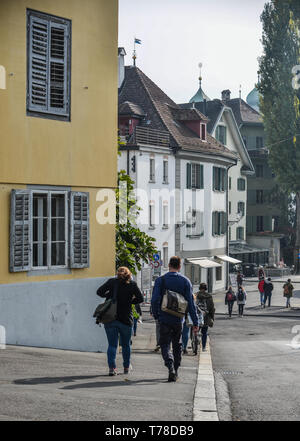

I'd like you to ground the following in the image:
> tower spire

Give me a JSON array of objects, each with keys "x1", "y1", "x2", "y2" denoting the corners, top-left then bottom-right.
[{"x1": 198, "y1": 62, "x2": 203, "y2": 87}]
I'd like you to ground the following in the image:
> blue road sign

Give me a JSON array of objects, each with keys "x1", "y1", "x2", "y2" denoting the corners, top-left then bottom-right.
[{"x1": 153, "y1": 253, "x2": 160, "y2": 261}]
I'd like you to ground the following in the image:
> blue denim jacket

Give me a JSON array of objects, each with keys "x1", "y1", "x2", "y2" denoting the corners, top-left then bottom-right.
[{"x1": 151, "y1": 272, "x2": 199, "y2": 326}]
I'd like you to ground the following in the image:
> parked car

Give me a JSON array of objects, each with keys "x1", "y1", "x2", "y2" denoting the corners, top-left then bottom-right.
[{"x1": 242, "y1": 263, "x2": 258, "y2": 277}]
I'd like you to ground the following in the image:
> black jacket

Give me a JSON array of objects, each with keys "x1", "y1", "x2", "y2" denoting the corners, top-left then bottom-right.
[
  {"x1": 196, "y1": 291, "x2": 215, "y2": 326},
  {"x1": 263, "y1": 280, "x2": 274, "y2": 296},
  {"x1": 97, "y1": 278, "x2": 143, "y2": 327}
]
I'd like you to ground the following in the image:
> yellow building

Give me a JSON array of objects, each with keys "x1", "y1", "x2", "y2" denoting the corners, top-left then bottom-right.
[{"x1": 0, "y1": 0, "x2": 118, "y2": 351}]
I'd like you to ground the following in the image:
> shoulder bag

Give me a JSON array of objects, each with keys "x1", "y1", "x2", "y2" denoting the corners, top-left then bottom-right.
[
  {"x1": 93, "y1": 279, "x2": 118, "y2": 325},
  {"x1": 161, "y1": 276, "x2": 188, "y2": 318}
]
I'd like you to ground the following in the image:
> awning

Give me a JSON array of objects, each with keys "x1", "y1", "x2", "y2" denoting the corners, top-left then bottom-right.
[
  {"x1": 187, "y1": 258, "x2": 221, "y2": 268},
  {"x1": 215, "y1": 255, "x2": 242, "y2": 264},
  {"x1": 229, "y1": 243, "x2": 269, "y2": 255}
]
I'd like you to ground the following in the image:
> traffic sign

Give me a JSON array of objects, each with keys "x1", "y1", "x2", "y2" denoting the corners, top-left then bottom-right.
[{"x1": 153, "y1": 253, "x2": 160, "y2": 261}]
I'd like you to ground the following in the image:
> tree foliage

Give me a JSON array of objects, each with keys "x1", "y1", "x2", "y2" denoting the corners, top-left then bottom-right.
[
  {"x1": 258, "y1": 0, "x2": 300, "y2": 268},
  {"x1": 115, "y1": 166, "x2": 157, "y2": 275}
]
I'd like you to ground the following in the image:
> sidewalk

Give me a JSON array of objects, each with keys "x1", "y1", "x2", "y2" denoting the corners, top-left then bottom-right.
[
  {"x1": 0, "y1": 308, "x2": 217, "y2": 421},
  {"x1": 213, "y1": 280, "x2": 300, "y2": 318}
]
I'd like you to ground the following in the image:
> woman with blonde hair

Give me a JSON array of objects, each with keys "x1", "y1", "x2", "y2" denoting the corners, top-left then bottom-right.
[{"x1": 97, "y1": 267, "x2": 143, "y2": 376}]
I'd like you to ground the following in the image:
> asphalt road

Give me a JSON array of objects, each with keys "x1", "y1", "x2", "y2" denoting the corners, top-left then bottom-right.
[{"x1": 210, "y1": 314, "x2": 300, "y2": 421}]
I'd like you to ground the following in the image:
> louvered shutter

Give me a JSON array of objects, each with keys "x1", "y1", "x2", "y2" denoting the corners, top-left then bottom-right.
[
  {"x1": 200, "y1": 165, "x2": 204, "y2": 189},
  {"x1": 28, "y1": 16, "x2": 49, "y2": 112},
  {"x1": 195, "y1": 164, "x2": 201, "y2": 189},
  {"x1": 70, "y1": 192, "x2": 90, "y2": 268},
  {"x1": 49, "y1": 22, "x2": 69, "y2": 115},
  {"x1": 212, "y1": 212, "x2": 216, "y2": 236},
  {"x1": 27, "y1": 11, "x2": 70, "y2": 117},
  {"x1": 213, "y1": 167, "x2": 216, "y2": 190},
  {"x1": 187, "y1": 163, "x2": 191, "y2": 189},
  {"x1": 10, "y1": 190, "x2": 32, "y2": 272}
]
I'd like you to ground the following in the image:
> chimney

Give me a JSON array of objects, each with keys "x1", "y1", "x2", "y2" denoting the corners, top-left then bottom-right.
[
  {"x1": 221, "y1": 89, "x2": 231, "y2": 102},
  {"x1": 118, "y1": 47, "x2": 126, "y2": 88}
]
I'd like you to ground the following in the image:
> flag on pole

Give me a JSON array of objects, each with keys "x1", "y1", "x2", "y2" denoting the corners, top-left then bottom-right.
[{"x1": 134, "y1": 38, "x2": 142, "y2": 45}]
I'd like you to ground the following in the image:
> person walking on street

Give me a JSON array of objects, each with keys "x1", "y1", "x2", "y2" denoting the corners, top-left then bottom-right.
[
  {"x1": 283, "y1": 279, "x2": 294, "y2": 308},
  {"x1": 236, "y1": 285, "x2": 247, "y2": 317},
  {"x1": 132, "y1": 303, "x2": 142, "y2": 336},
  {"x1": 97, "y1": 267, "x2": 144, "y2": 376},
  {"x1": 225, "y1": 286, "x2": 236, "y2": 318},
  {"x1": 258, "y1": 278, "x2": 265, "y2": 307},
  {"x1": 236, "y1": 271, "x2": 244, "y2": 287},
  {"x1": 151, "y1": 256, "x2": 199, "y2": 382},
  {"x1": 263, "y1": 277, "x2": 273, "y2": 308},
  {"x1": 150, "y1": 305, "x2": 160, "y2": 352},
  {"x1": 258, "y1": 266, "x2": 265, "y2": 281},
  {"x1": 182, "y1": 320, "x2": 190, "y2": 354},
  {"x1": 195, "y1": 283, "x2": 215, "y2": 351}
]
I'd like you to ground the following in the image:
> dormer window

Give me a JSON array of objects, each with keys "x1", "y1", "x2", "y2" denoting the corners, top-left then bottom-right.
[{"x1": 201, "y1": 123, "x2": 206, "y2": 141}]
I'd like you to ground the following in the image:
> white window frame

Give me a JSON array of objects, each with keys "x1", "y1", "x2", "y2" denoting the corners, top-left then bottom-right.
[{"x1": 31, "y1": 190, "x2": 68, "y2": 270}]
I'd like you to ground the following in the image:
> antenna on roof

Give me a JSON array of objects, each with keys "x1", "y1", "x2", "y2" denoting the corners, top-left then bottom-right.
[{"x1": 239, "y1": 84, "x2": 242, "y2": 105}]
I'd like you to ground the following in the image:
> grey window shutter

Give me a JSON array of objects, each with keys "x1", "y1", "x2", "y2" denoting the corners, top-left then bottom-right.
[
  {"x1": 10, "y1": 190, "x2": 32, "y2": 272},
  {"x1": 49, "y1": 22, "x2": 69, "y2": 115},
  {"x1": 70, "y1": 192, "x2": 90, "y2": 268},
  {"x1": 28, "y1": 16, "x2": 49, "y2": 112}
]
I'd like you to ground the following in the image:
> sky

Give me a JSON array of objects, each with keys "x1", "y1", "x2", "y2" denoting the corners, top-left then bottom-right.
[{"x1": 118, "y1": 0, "x2": 267, "y2": 104}]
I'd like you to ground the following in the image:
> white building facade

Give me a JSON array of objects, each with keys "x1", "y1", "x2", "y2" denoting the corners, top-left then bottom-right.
[{"x1": 118, "y1": 57, "x2": 237, "y2": 293}]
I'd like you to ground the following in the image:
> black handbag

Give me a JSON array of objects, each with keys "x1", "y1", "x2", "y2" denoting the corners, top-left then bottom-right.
[{"x1": 93, "y1": 279, "x2": 118, "y2": 325}]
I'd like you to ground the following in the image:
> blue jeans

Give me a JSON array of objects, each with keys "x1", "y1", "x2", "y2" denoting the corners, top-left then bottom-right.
[
  {"x1": 132, "y1": 318, "x2": 138, "y2": 335},
  {"x1": 104, "y1": 320, "x2": 132, "y2": 369},
  {"x1": 201, "y1": 326, "x2": 208, "y2": 349},
  {"x1": 260, "y1": 292, "x2": 264, "y2": 304},
  {"x1": 182, "y1": 322, "x2": 190, "y2": 350}
]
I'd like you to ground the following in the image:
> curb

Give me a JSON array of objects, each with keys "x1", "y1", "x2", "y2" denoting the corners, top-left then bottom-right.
[
  {"x1": 215, "y1": 312, "x2": 300, "y2": 319},
  {"x1": 193, "y1": 338, "x2": 219, "y2": 421}
]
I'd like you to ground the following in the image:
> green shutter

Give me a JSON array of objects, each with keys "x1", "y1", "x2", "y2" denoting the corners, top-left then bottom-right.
[
  {"x1": 212, "y1": 212, "x2": 216, "y2": 236},
  {"x1": 187, "y1": 163, "x2": 191, "y2": 189},
  {"x1": 200, "y1": 165, "x2": 204, "y2": 189}
]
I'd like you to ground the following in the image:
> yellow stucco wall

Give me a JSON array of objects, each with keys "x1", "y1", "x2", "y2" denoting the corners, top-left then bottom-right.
[
  {"x1": 0, "y1": 0, "x2": 118, "y2": 188},
  {"x1": 0, "y1": 0, "x2": 118, "y2": 283}
]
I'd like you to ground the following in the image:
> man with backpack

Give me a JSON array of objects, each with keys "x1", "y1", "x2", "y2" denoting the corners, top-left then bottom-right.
[
  {"x1": 151, "y1": 256, "x2": 199, "y2": 382},
  {"x1": 283, "y1": 279, "x2": 294, "y2": 308},
  {"x1": 195, "y1": 283, "x2": 215, "y2": 351},
  {"x1": 236, "y1": 285, "x2": 247, "y2": 317},
  {"x1": 225, "y1": 286, "x2": 236, "y2": 318}
]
